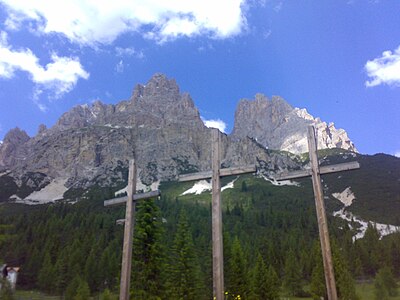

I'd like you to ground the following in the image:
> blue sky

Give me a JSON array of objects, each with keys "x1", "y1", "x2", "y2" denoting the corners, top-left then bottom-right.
[{"x1": 0, "y1": 0, "x2": 399, "y2": 156}]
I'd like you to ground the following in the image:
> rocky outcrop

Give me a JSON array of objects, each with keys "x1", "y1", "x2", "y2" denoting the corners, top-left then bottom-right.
[
  {"x1": 232, "y1": 94, "x2": 357, "y2": 154},
  {"x1": 0, "y1": 127, "x2": 30, "y2": 168}
]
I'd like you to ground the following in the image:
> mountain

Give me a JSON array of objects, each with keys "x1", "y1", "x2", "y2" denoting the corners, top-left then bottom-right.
[
  {"x1": 0, "y1": 74, "x2": 300, "y2": 202},
  {"x1": 232, "y1": 93, "x2": 356, "y2": 154}
]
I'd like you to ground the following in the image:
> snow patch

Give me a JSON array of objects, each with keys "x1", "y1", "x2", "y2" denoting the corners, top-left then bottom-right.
[
  {"x1": 332, "y1": 187, "x2": 355, "y2": 207},
  {"x1": 18, "y1": 178, "x2": 68, "y2": 205},
  {"x1": 114, "y1": 180, "x2": 160, "y2": 196},
  {"x1": 261, "y1": 174, "x2": 300, "y2": 187},
  {"x1": 181, "y1": 180, "x2": 211, "y2": 195},
  {"x1": 180, "y1": 177, "x2": 238, "y2": 196},
  {"x1": 333, "y1": 208, "x2": 400, "y2": 241},
  {"x1": 221, "y1": 177, "x2": 238, "y2": 192}
]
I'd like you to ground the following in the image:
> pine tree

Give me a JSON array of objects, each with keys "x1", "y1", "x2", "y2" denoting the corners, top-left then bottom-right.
[
  {"x1": 252, "y1": 253, "x2": 279, "y2": 300},
  {"x1": 100, "y1": 288, "x2": 117, "y2": 300},
  {"x1": 131, "y1": 198, "x2": 165, "y2": 299},
  {"x1": 310, "y1": 248, "x2": 326, "y2": 300},
  {"x1": 85, "y1": 247, "x2": 102, "y2": 292},
  {"x1": 38, "y1": 252, "x2": 56, "y2": 293},
  {"x1": 74, "y1": 278, "x2": 90, "y2": 300},
  {"x1": 167, "y1": 210, "x2": 203, "y2": 299},
  {"x1": 332, "y1": 241, "x2": 359, "y2": 300},
  {"x1": 283, "y1": 249, "x2": 302, "y2": 296},
  {"x1": 54, "y1": 251, "x2": 69, "y2": 294},
  {"x1": 65, "y1": 275, "x2": 81, "y2": 300},
  {"x1": 374, "y1": 266, "x2": 398, "y2": 300},
  {"x1": 227, "y1": 236, "x2": 249, "y2": 298}
]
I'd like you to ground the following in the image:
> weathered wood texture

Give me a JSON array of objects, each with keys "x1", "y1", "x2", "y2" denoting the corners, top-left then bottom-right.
[
  {"x1": 274, "y1": 161, "x2": 359, "y2": 181},
  {"x1": 178, "y1": 165, "x2": 256, "y2": 182},
  {"x1": 119, "y1": 159, "x2": 137, "y2": 300},
  {"x1": 211, "y1": 128, "x2": 224, "y2": 300},
  {"x1": 104, "y1": 190, "x2": 161, "y2": 207},
  {"x1": 307, "y1": 126, "x2": 338, "y2": 300}
]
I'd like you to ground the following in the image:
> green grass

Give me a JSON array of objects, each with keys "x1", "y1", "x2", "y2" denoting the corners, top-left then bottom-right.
[
  {"x1": 14, "y1": 290, "x2": 60, "y2": 300},
  {"x1": 13, "y1": 281, "x2": 400, "y2": 300}
]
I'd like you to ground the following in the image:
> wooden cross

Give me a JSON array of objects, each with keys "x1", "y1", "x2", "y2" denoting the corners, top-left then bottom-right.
[
  {"x1": 178, "y1": 128, "x2": 256, "y2": 300},
  {"x1": 104, "y1": 159, "x2": 161, "y2": 300},
  {"x1": 274, "y1": 126, "x2": 360, "y2": 300}
]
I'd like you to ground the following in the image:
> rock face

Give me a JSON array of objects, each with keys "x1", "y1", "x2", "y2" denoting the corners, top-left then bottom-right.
[
  {"x1": 0, "y1": 74, "x2": 297, "y2": 198},
  {"x1": 232, "y1": 93, "x2": 357, "y2": 154},
  {"x1": 0, "y1": 127, "x2": 30, "y2": 168},
  {"x1": 0, "y1": 73, "x2": 356, "y2": 200}
]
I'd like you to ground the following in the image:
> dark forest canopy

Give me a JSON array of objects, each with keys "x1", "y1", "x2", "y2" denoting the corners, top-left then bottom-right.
[{"x1": 1, "y1": 174, "x2": 400, "y2": 299}]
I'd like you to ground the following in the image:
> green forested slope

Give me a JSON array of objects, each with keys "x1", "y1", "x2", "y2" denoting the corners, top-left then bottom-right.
[{"x1": 1, "y1": 159, "x2": 400, "y2": 299}]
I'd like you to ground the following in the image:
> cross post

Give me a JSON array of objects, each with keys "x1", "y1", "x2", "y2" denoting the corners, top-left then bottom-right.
[
  {"x1": 178, "y1": 128, "x2": 256, "y2": 300},
  {"x1": 274, "y1": 125, "x2": 360, "y2": 300},
  {"x1": 104, "y1": 159, "x2": 161, "y2": 300}
]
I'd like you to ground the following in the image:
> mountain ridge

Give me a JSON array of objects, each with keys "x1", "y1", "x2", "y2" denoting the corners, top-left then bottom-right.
[{"x1": 0, "y1": 73, "x2": 358, "y2": 201}]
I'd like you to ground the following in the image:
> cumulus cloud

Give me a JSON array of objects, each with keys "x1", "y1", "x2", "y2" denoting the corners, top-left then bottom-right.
[
  {"x1": 201, "y1": 117, "x2": 227, "y2": 133},
  {"x1": 0, "y1": 0, "x2": 248, "y2": 45},
  {"x1": 395, "y1": 151, "x2": 400, "y2": 158},
  {"x1": 0, "y1": 31, "x2": 89, "y2": 100},
  {"x1": 365, "y1": 45, "x2": 400, "y2": 87}
]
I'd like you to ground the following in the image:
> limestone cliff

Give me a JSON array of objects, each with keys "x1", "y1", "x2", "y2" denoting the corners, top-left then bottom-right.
[{"x1": 232, "y1": 93, "x2": 357, "y2": 154}]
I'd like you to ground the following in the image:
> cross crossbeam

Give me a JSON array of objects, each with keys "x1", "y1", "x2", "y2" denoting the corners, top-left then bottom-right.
[
  {"x1": 178, "y1": 165, "x2": 256, "y2": 182},
  {"x1": 274, "y1": 126, "x2": 360, "y2": 300},
  {"x1": 178, "y1": 128, "x2": 256, "y2": 300},
  {"x1": 274, "y1": 161, "x2": 359, "y2": 181},
  {"x1": 104, "y1": 159, "x2": 161, "y2": 300},
  {"x1": 104, "y1": 190, "x2": 161, "y2": 207}
]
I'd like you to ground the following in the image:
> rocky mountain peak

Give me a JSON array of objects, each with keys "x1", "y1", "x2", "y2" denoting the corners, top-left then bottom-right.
[
  {"x1": 132, "y1": 73, "x2": 180, "y2": 103},
  {"x1": 232, "y1": 94, "x2": 357, "y2": 154},
  {"x1": 3, "y1": 127, "x2": 30, "y2": 144},
  {"x1": 37, "y1": 124, "x2": 47, "y2": 135},
  {"x1": 0, "y1": 127, "x2": 30, "y2": 168}
]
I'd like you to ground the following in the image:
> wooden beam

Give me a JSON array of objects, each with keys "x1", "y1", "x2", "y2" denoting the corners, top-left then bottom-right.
[
  {"x1": 220, "y1": 165, "x2": 256, "y2": 177},
  {"x1": 308, "y1": 126, "x2": 338, "y2": 300},
  {"x1": 211, "y1": 128, "x2": 224, "y2": 300},
  {"x1": 120, "y1": 159, "x2": 137, "y2": 300},
  {"x1": 178, "y1": 165, "x2": 256, "y2": 182},
  {"x1": 104, "y1": 190, "x2": 161, "y2": 207},
  {"x1": 274, "y1": 161, "x2": 360, "y2": 181}
]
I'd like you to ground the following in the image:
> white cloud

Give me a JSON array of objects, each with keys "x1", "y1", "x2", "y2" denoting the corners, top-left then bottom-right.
[
  {"x1": 201, "y1": 117, "x2": 227, "y2": 133},
  {"x1": 115, "y1": 60, "x2": 124, "y2": 73},
  {"x1": 0, "y1": 31, "x2": 89, "y2": 99},
  {"x1": 365, "y1": 45, "x2": 400, "y2": 87},
  {"x1": 0, "y1": 0, "x2": 248, "y2": 45},
  {"x1": 395, "y1": 151, "x2": 400, "y2": 158},
  {"x1": 115, "y1": 47, "x2": 144, "y2": 59}
]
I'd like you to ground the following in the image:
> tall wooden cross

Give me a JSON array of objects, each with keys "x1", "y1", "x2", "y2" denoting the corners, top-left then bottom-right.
[
  {"x1": 178, "y1": 128, "x2": 256, "y2": 300},
  {"x1": 274, "y1": 126, "x2": 360, "y2": 300},
  {"x1": 104, "y1": 159, "x2": 161, "y2": 300}
]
